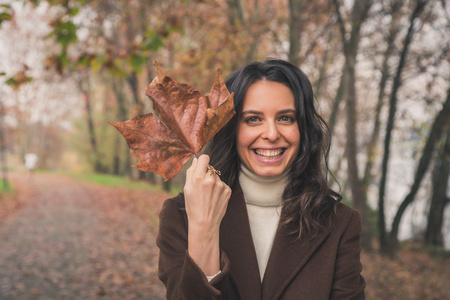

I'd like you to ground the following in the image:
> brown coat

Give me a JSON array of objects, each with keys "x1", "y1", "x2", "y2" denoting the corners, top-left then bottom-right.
[{"x1": 156, "y1": 182, "x2": 365, "y2": 299}]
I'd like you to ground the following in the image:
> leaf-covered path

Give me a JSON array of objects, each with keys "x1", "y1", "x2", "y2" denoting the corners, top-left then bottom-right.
[
  {"x1": 0, "y1": 173, "x2": 169, "y2": 300},
  {"x1": 2, "y1": 174, "x2": 450, "y2": 300}
]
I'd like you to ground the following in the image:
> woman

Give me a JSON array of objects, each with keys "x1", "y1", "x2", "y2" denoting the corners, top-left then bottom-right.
[{"x1": 156, "y1": 59, "x2": 365, "y2": 299}]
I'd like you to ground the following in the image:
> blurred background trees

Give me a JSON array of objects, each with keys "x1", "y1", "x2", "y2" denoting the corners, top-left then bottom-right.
[{"x1": 0, "y1": 0, "x2": 448, "y2": 255}]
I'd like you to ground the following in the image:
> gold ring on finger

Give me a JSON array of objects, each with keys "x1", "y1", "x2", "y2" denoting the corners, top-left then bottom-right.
[{"x1": 207, "y1": 165, "x2": 221, "y2": 176}]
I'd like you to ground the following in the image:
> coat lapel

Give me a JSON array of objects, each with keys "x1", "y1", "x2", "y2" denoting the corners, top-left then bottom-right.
[
  {"x1": 221, "y1": 181, "x2": 331, "y2": 300},
  {"x1": 220, "y1": 182, "x2": 262, "y2": 299},
  {"x1": 261, "y1": 222, "x2": 330, "y2": 300}
]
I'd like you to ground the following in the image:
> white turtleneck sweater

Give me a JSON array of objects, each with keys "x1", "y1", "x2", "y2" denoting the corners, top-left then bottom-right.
[{"x1": 238, "y1": 165, "x2": 288, "y2": 281}]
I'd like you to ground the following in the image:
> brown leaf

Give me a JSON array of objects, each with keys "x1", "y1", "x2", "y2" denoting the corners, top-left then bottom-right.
[{"x1": 109, "y1": 62, "x2": 235, "y2": 180}]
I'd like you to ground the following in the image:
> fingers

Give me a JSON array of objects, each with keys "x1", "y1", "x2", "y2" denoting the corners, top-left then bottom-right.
[
  {"x1": 195, "y1": 155, "x2": 211, "y2": 177},
  {"x1": 184, "y1": 154, "x2": 231, "y2": 230},
  {"x1": 185, "y1": 154, "x2": 228, "y2": 196},
  {"x1": 185, "y1": 155, "x2": 213, "y2": 195},
  {"x1": 187, "y1": 155, "x2": 214, "y2": 179}
]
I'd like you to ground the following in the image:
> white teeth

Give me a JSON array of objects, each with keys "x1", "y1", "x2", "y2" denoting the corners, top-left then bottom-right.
[{"x1": 255, "y1": 149, "x2": 284, "y2": 158}]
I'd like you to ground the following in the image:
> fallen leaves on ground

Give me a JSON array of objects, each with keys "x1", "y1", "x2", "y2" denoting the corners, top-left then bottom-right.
[
  {"x1": 362, "y1": 243, "x2": 450, "y2": 300},
  {"x1": 1, "y1": 174, "x2": 449, "y2": 300},
  {"x1": 0, "y1": 174, "x2": 171, "y2": 300}
]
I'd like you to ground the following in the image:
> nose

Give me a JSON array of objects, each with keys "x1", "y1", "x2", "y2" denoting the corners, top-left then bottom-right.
[{"x1": 261, "y1": 121, "x2": 280, "y2": 142}]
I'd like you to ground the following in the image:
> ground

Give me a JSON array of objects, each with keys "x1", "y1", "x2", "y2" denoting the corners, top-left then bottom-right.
[
  {"x1": 0, "y1": 173, "x2": 449, "y2": 299},
  {"x1": 362, "y1": 243, "x2": 450, "y2": 300},
  {"x1": 0, "y1": 173, "x2": 168, "y2": 300}
]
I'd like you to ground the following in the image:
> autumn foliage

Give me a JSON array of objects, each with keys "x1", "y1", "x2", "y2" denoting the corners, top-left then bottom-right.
[{"x1": 109, "y1": 63, "x2": 235, "y2": 180}]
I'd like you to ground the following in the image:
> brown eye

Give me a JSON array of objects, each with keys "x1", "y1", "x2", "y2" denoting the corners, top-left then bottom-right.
[
  {"x1": 279, "y1": 116, "x2": 294, "y2": 123},
  {"x1": 245, "y1": 116, "x2": 260, "y2": 123}
]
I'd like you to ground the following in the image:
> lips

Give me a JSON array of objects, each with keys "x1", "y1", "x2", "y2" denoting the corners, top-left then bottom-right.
[{"x1": 254, "y1": 148, "x2": 285, "y2": 159}]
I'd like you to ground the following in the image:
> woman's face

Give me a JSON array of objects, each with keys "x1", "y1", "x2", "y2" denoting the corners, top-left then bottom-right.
[{"x1": 236, "y1": 80, "x2": 301, "y2": 177}]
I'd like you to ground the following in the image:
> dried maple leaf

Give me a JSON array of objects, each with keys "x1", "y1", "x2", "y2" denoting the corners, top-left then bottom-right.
[{"x1": 109, "y1": 62, "x2": 235, "y2": 180}]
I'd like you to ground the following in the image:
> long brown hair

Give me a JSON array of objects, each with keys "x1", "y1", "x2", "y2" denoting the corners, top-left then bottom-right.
[{"x1": 205, "y1": 59, "x2": 341, "y2": 240}]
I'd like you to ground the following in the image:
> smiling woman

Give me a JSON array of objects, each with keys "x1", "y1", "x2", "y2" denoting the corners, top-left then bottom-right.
[
  {"x1": 236, "y1": 80, "x2": 300, "y2": 177},
  {"x1": 156, "y1": 59, "x2": 365, "y2": 299}
]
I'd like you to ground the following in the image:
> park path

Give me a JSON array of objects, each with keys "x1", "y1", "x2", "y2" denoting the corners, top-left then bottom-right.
[{"x1": 0, "y1": 173, "x2": 170, "y2": 300}]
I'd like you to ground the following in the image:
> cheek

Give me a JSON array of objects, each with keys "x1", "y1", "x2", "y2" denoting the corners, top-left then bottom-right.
[
  {"x1": 293, "y1": 130, "x2": 301, "y2": 145},
  {"x1": 236, "y1": 126, "x2": 256, "y2": 163},
  {"x1": 284, "y1": 126, "x2": 301, "y2": 144},
  {"x1": 236, "y1": 125, "x2": 252, "y2": 148},
  {"x1": 287, "y1": 127, "x2": 301, "y2": 153}
]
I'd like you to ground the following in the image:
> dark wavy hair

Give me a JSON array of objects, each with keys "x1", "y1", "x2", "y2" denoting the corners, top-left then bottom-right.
[{"x1": 205, "y1": 59, "x2": 341, "y2": 240}]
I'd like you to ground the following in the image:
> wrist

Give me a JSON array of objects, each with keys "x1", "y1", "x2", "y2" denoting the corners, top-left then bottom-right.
[
  {"x1": 188, "y1": 225, "x2": 220, "y2": 249},
  {"x1": 188, "y1": 218, "x2": 220, "y2": 238},
  {"x1": 188, "y1": 227, "x2": 221, "y2": 277}
]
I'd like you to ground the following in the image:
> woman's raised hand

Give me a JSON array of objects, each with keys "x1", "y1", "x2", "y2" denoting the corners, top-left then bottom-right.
[
  {"x1": 184, "y1": 155, "x2": 231, "y2": 230},
  {"x1": 184, "y1": 154, "x2": 231, "y2": 276}
]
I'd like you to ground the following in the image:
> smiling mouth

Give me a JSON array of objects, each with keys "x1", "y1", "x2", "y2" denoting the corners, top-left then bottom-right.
[{"x1": 254, "y1": 149, "x2": 285, "y2": 159}]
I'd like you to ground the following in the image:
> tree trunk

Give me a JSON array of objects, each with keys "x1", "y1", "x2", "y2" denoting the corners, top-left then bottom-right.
[
  {"x1": 163, "y1": 178, "x2": 171, "y2": 192},
  {"x1": 327, "y1": 73, "x2": 345, "y2": 136},
  {"x1": 334, "y1": 0, "x2": 373, "y2": 250},
  {"x1": 252, "y1": 0, "x2": 259, "y2": 19},
  {"x1": 425, "y1": 127, "x2": 450, "y2": 246},
  {"x1": 377, "y1": 0, "x2": 428, "y2": 254},
  {"x1": 389, "y1": 89, "x2": 450, "y2": 252},
  {"x1": 314, "y1": 31, "x2": 333, "y2": 101},
  {"x1": 78, "y1": 77, "x2": 101, "y2": 173},
  {"x1": 288, "y1": 0, "x2": 304, "y2": 66},
  {"x1": 244, "y1": 0, "x2": 261, "y2": 63},
  {"x1": 0, "y1": 100, "x2": 9, "y2": 191},
  {"x1": 226, "y1": 0, "x2": 245, "y2": 26},
  {"x1": 344, "y1": 60, "x2": 372, "y2": 249},
  {"x1": 112, "y1": 78, "x2": 128, "y2": 175},
  {"x1": 127, "y1": 71, "x2": 143, "y2": 117},
  {"x1": 329, "y1": 0, "x2": 372, "y2": 137},
  {"x1": 126, "y1": 71, "x2": 147, "y2": 180},
  {"x1": 363, "y1": 0, "x2": 402, "y2": 186},
  {"x1": 362, "y1": 0, "x2": 402, "y2": 252}
]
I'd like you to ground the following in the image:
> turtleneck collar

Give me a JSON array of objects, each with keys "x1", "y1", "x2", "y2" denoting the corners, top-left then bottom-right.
[{"x1": 238, "y1": 164, "x2": 289, "y2": 207}]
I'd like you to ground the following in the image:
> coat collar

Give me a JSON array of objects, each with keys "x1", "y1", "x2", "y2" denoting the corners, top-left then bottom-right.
[
  {"x1": 262, "y1": 219, "x2": 330, "y2": 299},
  {"x1": 220, "y1": 181, "x2": 331, "y2": 300}
]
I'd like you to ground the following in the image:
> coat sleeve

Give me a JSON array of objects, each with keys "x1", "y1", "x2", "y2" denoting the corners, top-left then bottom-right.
[
  {"x1": 156, "y1": 196, "x2": 232, "y2": 299},
  {"x1": 330, "y1": 209, "x2": 366, "y2": 300}
]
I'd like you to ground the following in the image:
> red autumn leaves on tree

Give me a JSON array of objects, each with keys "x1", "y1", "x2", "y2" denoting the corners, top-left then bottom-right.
[{"x1": 109, "y1": 62, "x2": 235, "y2": 180}]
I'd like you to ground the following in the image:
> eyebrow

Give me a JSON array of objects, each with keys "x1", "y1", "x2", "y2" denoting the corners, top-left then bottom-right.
[
  {"x1": 241, "y1": 109, "x2": 297, "y2": 115},
  {"x1": 241, "y1": 110, "x2": 263, "y2": 115}
]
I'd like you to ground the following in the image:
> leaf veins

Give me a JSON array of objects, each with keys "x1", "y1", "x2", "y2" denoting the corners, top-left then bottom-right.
[{"x1": 109, "y1": 62, "x2": 235, "y2": 180}]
